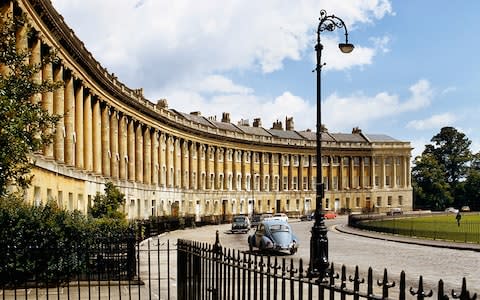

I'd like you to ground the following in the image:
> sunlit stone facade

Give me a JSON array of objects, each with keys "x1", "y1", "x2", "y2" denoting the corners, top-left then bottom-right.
[{"x1": 4, "y1": 0, "x2": 413, "y2": 219}]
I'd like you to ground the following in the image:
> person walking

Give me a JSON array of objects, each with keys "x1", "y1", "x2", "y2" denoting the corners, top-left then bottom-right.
[{"x1": 456, "y1": 211, "x2": 462, "y2": 227}]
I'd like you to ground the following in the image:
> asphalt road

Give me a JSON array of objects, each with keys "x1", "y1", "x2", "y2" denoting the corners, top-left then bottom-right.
[{"x1": 152, "y1": 215, "x2": 480, "y2": 298}]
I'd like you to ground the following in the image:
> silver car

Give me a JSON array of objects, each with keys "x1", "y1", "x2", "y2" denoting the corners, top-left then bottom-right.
[{"x1": 248, "y1": 220, "x2": 298, "y2": 254}]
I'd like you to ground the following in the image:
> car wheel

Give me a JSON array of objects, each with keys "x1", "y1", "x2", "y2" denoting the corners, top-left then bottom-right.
[{"x1": 290, "y1": 247, "x2": 297, "y2": 255}]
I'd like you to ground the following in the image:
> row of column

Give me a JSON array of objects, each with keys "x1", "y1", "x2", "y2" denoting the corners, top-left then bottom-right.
[{"x1": 21, "y1": 22, "x2": 411, "y2": 194}]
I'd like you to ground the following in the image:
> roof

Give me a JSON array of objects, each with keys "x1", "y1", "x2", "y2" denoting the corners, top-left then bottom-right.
[
  {"x1": 171, "y1": 109, "x2": 214, "y2": 128},
  {"x1": 237, "y1": 125, "x2": 272, "y2": 136},
  {"x1": 330, "y1": 133, "x2": 367, "y2": 143},
  {"x1": 267, "y1": 129, "x2": 304, "y2": 139},
  {"x1": 364, "y1": 134, "x2": 399, "y2": 142}
]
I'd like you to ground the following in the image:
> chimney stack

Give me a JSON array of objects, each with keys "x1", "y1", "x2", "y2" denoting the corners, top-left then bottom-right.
[
  {"x1": 253, "y1": 118, "x2": 262, "y2": 127},
  {"x1": 271, "y1": 120, "x2": 283, "y2": 130},
  {"x1": 285, "y1": 117, "x2": 294, "y2": 131},
  {"x1": 221, "y1": 112, "x2": 231, "y2": 123}
]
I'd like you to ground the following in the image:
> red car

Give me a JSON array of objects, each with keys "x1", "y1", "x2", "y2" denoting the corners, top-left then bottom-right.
[{"x1": 324, "y1": 211, "x2": 337, "y2": 219}]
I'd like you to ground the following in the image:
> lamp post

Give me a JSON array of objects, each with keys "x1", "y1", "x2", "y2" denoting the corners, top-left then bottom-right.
[{"x1": 308, "y1": 10, "x2": 354, "y2": 279}]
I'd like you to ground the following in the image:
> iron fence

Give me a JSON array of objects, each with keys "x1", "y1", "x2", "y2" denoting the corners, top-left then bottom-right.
[
  {"x1": 349, "y1": 213, "x2": 480, "y2": 243},
  {"x1": 2, "y1": 233, "x2": 478, "y2": 299},
  {"x1": 177, "y1": 232, "x2": 477, "y2": 300}
]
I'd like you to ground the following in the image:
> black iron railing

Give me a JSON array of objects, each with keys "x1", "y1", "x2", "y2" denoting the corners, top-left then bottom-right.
[{"x1": 177, "y1": 234, "x2": 477, "y2": 300}]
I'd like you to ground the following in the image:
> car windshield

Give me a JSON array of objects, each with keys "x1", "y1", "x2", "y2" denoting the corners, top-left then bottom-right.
[
  {"x1": 233, "y1": 217, "x2": 245, "y2": 222},
  {"x1": 269, "y1": 224, "x2": 290, "y2": 232}
]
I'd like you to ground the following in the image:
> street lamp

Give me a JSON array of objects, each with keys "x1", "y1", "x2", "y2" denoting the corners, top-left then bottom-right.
[{"x1": 308, "y1": 10, "x2": 354, "y2": 279}]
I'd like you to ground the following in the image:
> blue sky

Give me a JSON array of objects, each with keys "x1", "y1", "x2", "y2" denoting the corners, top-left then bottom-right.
[{"x1": 51, "y1": 1, "x2": 480, "y2": 159}]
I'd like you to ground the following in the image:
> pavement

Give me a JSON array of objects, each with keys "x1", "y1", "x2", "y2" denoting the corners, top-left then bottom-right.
[{"x1": 334, "y1": 223, "x2": 480, "y2": 252}]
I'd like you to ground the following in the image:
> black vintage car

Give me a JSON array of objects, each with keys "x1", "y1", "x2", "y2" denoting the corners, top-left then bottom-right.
[{"x1": 231, "y1": 215, "x2": 251, "y2": 233}]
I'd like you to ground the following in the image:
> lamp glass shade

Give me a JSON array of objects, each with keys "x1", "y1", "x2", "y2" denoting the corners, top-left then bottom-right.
[{"x1": 338, "y1": 43, "x2": 354, "y2": 53}]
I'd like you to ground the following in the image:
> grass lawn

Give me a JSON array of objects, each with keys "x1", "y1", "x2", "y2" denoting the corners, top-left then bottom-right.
[{"x1": 364, "y1": 213, "x2": 480, "y2": 243}]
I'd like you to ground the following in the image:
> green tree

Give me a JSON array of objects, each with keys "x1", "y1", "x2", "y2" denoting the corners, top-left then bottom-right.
[
  {"x1": 462, "y1": 152, "x2": 480, "y2": 210},
  {"x1": 412, "y1": 152, "x2": 452, "y2": 210},
  {"x1": 90, "y1": 182, "x2": 126, "y2": 220},
  {"x1": 0, "y1": 13, "x2": 61, "y2": 195},
  {"x1": 424, "y1": 126, "x2": 472, "y2": 189}
]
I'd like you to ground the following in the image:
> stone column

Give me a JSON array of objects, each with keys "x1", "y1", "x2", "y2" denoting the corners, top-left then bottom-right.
[
  {"x1": 101, "y1": 105, "x2": 111, "y2": 176},
  {"x1": 42, "y1": 61, "x2": 54, "y2": 158},
  {"x1": 127, "y1": 119, "x2": 136, "y2": 181},
  {"x1": 328, "y1": 156, "x2": 334, "y2": 191},
  {"x1": 308, "y1": 155, "x2": 313, "y2": 190},
  {"x1": 288, "y1": 155, "x2": 294, "y2": 190},
  {"x1": 166, "y1": 136, "x2": 172, "y2": 187},
  {"x1": 269, "y1": 153, "x2": 275, "y2": 191},
  {"x1": 143, "y1": 127, "x2": 151, "y2": 185},
  {"x1": 298, "y1": 155, "x2": 304, "y2": 191},
  {"x1": 197, "y1": 144, "x2": 204, "y2": 190},
  {"x1": 110, "y1": 110, "x2": 119, "y2": 179},
  {"x1": 15, "y1": 22, "x2": 28, "y2": 61},
  {"x1": 392, "y1": 156, "x2": 397, "y2": 188},
  {"x1": 360, "y1": 157, "x2": 365, "y2": 188},
  {"x1": 151, "y1": 130, "x2": 159, "y2": 185},
  {"x1": 406, "y1": 156, "x2": 411, "y2": 188},
  {"x1": 64, "y1": 74, "x2": 75, "y2": 166},
  {"x1": 174, "y1": 138, "x2": 180, "y2": 188},
  {"x1": 83, "y1": 92, "x2": 93, "y2": 172},
  {"x1": 135, "y1": 123, "x2": 144, "y2": 183},
  {"x1": 381, "y1": 156, "x2": 385, "y2": 188},
  {"x1": 371, "y1": 156, "x2": 376, "y2": 188},
  {"x1": 259, "y1": 153, "x2": 265, "y2": 191},
  {"x1": 74, "y1": 83, "x2": 84, "y2": 169},
  {"x1": 30, "y1": 38, "x2": 41, "y2": 104},
  {"x1": 350, "y1": 156, "x2": 354, "y2": 189},
  {"x1": 159, "y1": 134, "x2": 166, "y2": 187},
  {"x1": 119, "y1": 114, "x2": 128, "y2": 180},
  {"x1": 279, "y1": 154, "x2": 284, "y2": 191},
  {"x1": 206, "y1": 146, "x2": 212, "y2": 189},
  {"x1": 241, "y1": 151, "x2": 247, "y2": 190},
  {"x1": 214, "y1": 147, "x2": 220, "y2": 189},
  {"x1": 92, "y1": 97, "x2": 102, "y2": 174},
  {"x1": 189, "y1": 142, "x2": 195, "y2": 189},
  {"x1": 181, "y1": 140, "x2": 189, "y2": 189},
  {"x1": 339, "y1": 157, "x2": 344, "y2": 190}
]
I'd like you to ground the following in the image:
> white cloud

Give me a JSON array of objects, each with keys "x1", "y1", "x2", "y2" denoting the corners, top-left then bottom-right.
[
  {"x1": 406, "y1": 113, "x2": 456, "y2": 130},
  {"x1": 51, "y1": 0, "x2": 394, "y2": 93},
  {"x1": 322, "y1": 79, "x2": 434, "y2": 132},
  {"x1": 441, "y1": 86, "x2": 457, "y2": 95},
  {"x1": 192, "y1": 75, "x2": 253, "y2": 95}
]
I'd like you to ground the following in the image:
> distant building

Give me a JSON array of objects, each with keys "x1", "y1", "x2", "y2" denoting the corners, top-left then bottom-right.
[{"x1": 4, "y1": 0, "x2": 412, "y2": 219}]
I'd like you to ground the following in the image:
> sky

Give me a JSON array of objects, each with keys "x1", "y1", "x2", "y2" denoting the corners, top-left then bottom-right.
[{"x1": 50, "y1": 0, "x2": 480, "y2": 159}]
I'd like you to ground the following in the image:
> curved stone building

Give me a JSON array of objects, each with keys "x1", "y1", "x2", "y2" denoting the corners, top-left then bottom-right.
[{"x1": 3, "y1": 0, "x2": 413, "y2": 220}]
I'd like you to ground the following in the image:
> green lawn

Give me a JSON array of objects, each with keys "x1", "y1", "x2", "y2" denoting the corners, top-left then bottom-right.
[{"x1": 363, "y1": 213, "x2": 480, "y2": 243}]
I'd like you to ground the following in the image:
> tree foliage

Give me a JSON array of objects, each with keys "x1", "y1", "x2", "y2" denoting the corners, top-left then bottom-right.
[
  {"x1": 413, "y1": 127, "x2": 478, "y2": 210},
  {"x1": 423, "y1": 127, "x2": 472, "y2": 187},
  {"x1": 90, "y1": 182, "x2": 126, "y2": 220},
  {"x1": 0, "y1": 12, "x2": 61, "y2": 196}
]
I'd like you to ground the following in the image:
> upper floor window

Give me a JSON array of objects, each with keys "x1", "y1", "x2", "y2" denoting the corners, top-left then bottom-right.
[
  {"x1": 364, "y1": 157, "x2": 370, "y2": 166},
  {"x1": 293, "y1": 155, "x2": 299, "y2": 166},
  {"x1": 342, "y1": 157, "x2": 350, "y2": 165},
  {"x1": 353, "y1": 157, "x2": 360, "y2": 166}
]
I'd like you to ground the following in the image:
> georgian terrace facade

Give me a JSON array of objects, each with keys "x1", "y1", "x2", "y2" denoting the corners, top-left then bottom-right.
[{"x1": 5, "y1": 0, "x2": 413, "y2": 220}]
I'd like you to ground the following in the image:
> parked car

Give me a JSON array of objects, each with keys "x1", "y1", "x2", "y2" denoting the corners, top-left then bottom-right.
[
  {"x1": 272, "y1": 213, "x2": 289, "y2": 222},
  {"x1": 445, "y1": 207, "x2": 459, "y2": 214},
  {"x1": 248, "y1": 220, "x2": 298, "y2": 254},
  {"x1": 231, "y1": 215, "x2": 251, "y2": 233},
  {"x1": 324, "y1": 211, "x2": 337, "y2": 219},
  {"x1": 250, "y1": 214, "x2": 261, "y2": 227},
  {"x1": 386, "y1": 208, "x2": 403, "y2": 216},
  {"x1": 461, "y1": 206, "x2": 471, "y2": 212},
  {"x1": 260, "y1": 213, "x2": 273, "y2": 222},
  {"x1": 300, "y1": 212, "x2": 315, "y2": 221}
]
